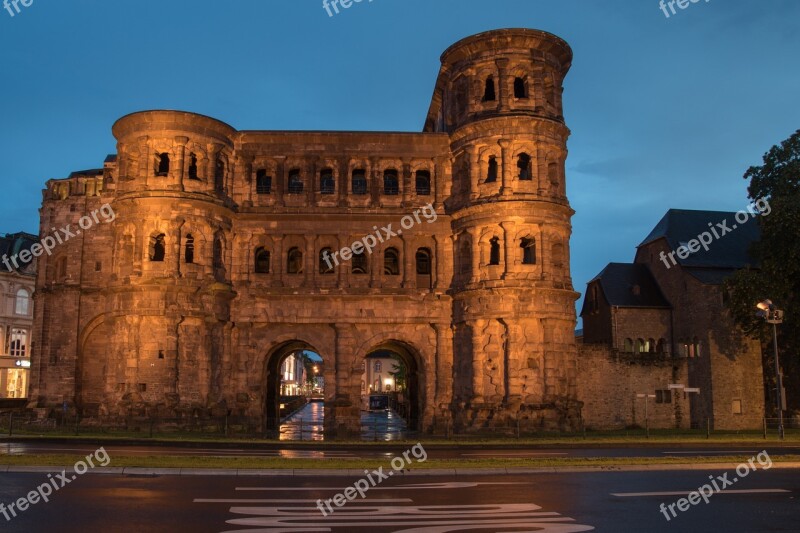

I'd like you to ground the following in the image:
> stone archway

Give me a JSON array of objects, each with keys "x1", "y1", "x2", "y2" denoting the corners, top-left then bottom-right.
[
  {"x1": 359, "y1": 340, "x2": 423, "y2": 434},
  {"x1": 262, "y1": 340, "x2": 327, "y2": 437}
]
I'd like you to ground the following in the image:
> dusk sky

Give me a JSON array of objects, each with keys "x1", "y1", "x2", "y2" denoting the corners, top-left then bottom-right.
[{"x1": 1, "y1": 0, "x2": 798, "y2": 317}]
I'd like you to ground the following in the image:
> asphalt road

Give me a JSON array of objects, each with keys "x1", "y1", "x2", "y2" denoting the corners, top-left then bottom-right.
[
  {"x1": 1, "y1": 441, "x2": 799, "y2": 460},
  {"x1": 0, "y1": 469, "x2": 797, "y2": 532}
]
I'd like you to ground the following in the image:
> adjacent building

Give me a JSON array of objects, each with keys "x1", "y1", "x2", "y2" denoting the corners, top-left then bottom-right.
[
  {"x1": 579, "y1": 209, "x2": 765, "y2": 430},
  {"x1": 0, "y1": 232, "x2": 37, "y2": 399}
]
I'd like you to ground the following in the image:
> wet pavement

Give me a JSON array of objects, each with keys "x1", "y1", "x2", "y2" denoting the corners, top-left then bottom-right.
[{"x1": 279, "y1": 402, "x2": 409, "y2": 441}]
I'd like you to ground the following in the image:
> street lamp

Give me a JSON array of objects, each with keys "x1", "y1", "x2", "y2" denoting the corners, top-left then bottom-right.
[
  {"x1": 756, "y1": 299, "x2": 785, "y2": 440},
  {"x1": 636, "y1": 393, "x2": 656, "y2": 438}
]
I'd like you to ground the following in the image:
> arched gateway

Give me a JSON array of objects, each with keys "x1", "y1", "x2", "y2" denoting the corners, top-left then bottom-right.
[{"x1": 29, "y1": 29, "x2": 581, "y2": 437}]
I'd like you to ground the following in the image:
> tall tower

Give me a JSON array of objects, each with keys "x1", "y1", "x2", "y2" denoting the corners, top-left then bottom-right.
[{"x1": 424, "y1": 29, "x2": 580, "y2": 430}]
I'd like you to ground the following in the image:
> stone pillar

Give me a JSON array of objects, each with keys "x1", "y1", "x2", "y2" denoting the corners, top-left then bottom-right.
[
  {"x1": 332, "y1": 324, "x2": 359, "y2": 438},
  {"x1": 402, "y1": 159, "x2": 412, "y2": 206},
  {"x1": 467, "y1": 227, "x2": 480, "y2": 284},
  {"x1": 496, "y1": 58, "x2": 510, "y2": 112},
  {"x1": 370, "y1": 157, "x2": 381, "y2": 207},
  {"x1": 137, "y1": 136, "x2": 150, "y2": 187},
  {"x1": 434, "y1": 156, "x2": 447, "y2": 208},
  {"x1": 174, "y1": 136, "x2": 188, "y2": 191},
  {"x1": 273, "y1": 236, "x2": 284, "y2": 287},
  {"x1": 467, "y1": 144, "x2": 480, "y2": 200},
  {"x1": 433, "y1": 235, "x2": 446, "y2": 290},
  {"x1": 471, "y1": 319, "x2": 486, "y2": 403},
  {"x1": 499, "y1": 139, "x2": 513, "y2": 196},
  {"x1": 307, "y1": 156, "x2": 318, "y2": 206},
  {"x1": 500, "y1": 220, "x2": 516, "y2": 277},
  {"x1": 401, "y1": 237, "x2": 414, "y2": 289},
  {"x1": 275, "y1": 156, "x2": 286, "y2": 207},
  {"x1": 337, "y1": 232, "x2": 349, "y2": 289},
  {"x1": 304, "y1": 235, "x2": 315, "y2": 288},
  {"x1": 434, "y1": 323, "x2": 454, "y2": 409}
]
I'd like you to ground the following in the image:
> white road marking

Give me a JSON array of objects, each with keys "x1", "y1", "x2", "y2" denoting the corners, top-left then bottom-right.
[
  {"x1": 195, "y1": 498, "x2": 412, "y2": 503},
  {"x1": 461, "y1": 452, "x2": 568, "y2": 457},
  {"x1": 235, "y1": 482, "x2": 532, "y2": 491},
  {"x1": 612, "y1": 489, "x2": 790, "y2": 497},
  {"x1": 661, "y1": 451, "x2": 760, "y2": 454}
]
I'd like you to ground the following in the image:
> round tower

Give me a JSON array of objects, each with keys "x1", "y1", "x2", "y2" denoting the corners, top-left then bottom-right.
[{"x1": 426, "y1": 29, "x2": 580, "y2": 431}]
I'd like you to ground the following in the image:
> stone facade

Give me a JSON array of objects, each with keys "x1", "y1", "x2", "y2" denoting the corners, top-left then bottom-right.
[{"x1": 28, "y1": 28, "x2": 580, "y2": 436}]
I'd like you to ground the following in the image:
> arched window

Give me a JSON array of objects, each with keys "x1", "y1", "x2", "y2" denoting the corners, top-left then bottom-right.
[
  {"x1": 188, "y1": 153, "x2": 199, "y2": 180},
  {"x1": 320, "y1": 168, "x2": 335, "y2": 195},
  {"x1": 214, "y1": 159, "x2": 225, "y2": 192},
  {"x1": 184, "y1": 234, "x2": 195, "y2": 264},
  {"x1": 287, "y1": 247, "x2": 303, "y2": 274},
  {"x1": 458, "y1": 239, "x2": 471, "y2": 276},
  {"x1": 150, "y1": 234, "x2": 166, "y2": 262},
  {"x1": 657, "y1": 339, "x2": 667, "y2": 353},
  {"x1": 156, "y1": 153, "x2": 170, "y2": 176},
  {"x1": 384, "y1": 248, "x2": 400, "y2": 276},
  {"x1": 624, "y1": 338, "x2": 633, "y2": 352},
  {"x1": 255, "y1": 247, "x2": 271, "y2": 273},
  {"x1": 514, "y1": 77, "x2": 528, "y2": 99},
  {"x1": 383, "y1": 169, "x2": 399, "y2": 196},
  {"x1": 319, "y1": 248, "x2": 334, "y2": 275},
  {"x1": 256, "y1": 169, "x2": 272, "y2": 194},
  {"x1": 552, "y1": 243, "x2": 565, "y2": 269},
  {"x1": 351, "y1": 169, "x2": 367, "y2": 195},
  {"x1": 352, "y1": 250, "x2": 368, "y2": 275},
  {"x1": 692, "y1": 337, "x2": 701, "y2": 357},
  {"x1": 636, "y1": 339, "x2": 646, "y2": 353},
  {"x1": 521, "y1": 237, "x2": 536, "y2": 265},
  {"x1": 548, "y1": 162, "x2": 559, "y2": 188},
  {"x1": 15, "y1": 289, "x2": 29, "y2": 315},
  {"x1": 482, "y1": 76, "x2": 496, "y2": 102},
  {"x1": 9, "y1": 329, "x2": 27, "y2": 357},
  {"x1": 489, "y1": 237, "x2": 501, "y2": 266},
  {"x1": 486, "y1": 156, "x2": 498, "y2": 183},
  {"x1": 416, "y1": 248, "x2": 432, "y2": 275},
  {"x1": 415, "y1": 170, "x2": 431, "y2": 196},
  {"x1": 648, "y1": 338, "x2": 657, "y2": 353},
  {"x1": 288, "y1": 169, "x2": 303, "y2": 194},
  {"x1": 517, "y1": 153, "x2": 532, "y2": 181},
  {"x1": 374, "y1": 361, "x2": 382, "y2": 372}
]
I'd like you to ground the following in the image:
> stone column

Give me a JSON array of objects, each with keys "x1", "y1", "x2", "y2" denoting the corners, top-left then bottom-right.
[
  {"x1": 434, "y1": 323, "x2": 454, "y2": 409},
  {"x1": 467, "y1": 227, "x2": 480, "y2": 284},
  {"x1": 471, "y1": 319, "x2": 486, "y2": 403},
  {"x1": 137, "y1": 136, "x2": 150, "y2": 187},
  {"x1": 467, "y1": 144, "x2": 480, "y2": 200},
  {"x1": 433, "y1": 235, "x2": 446, "y2": 290},
  {"x1": 304, "y1": 235, "x2": 315, "y2": 288},
  {"x1": 174, "y1": 136, "x2": 188, "y2": 191},
  {"x1": 434, "y1": 156, "x2": 447, "y2": 208},
  {"x1": 402, "y1": 159, "x2": 412, "y2": 206},
  {"x1": 337, "y1": 232, "x2": 349, "y2": 289},
  {"x1": 308, "y1": 156, "x2": 318, "y2": 206},
  {"x1": 500, "y1": 220, "x2": 516, "y2": 277},
  {"x1": 273, "y1": 236, "x2": 284, "y2": 287},
  {"x1": 332, "y1": 324, "x2": 359, "y2": 438},
  {"x1": 370, "y1": 157, "x2": 381, "y2": 207},
  {"x1": 499, "y1": 139, "x2": 513, "y2": 196},
  {"x1": 274, "y1": 156, "x2": 286, "y2": 207},
  {"x1": 402, "y1": 237, "x2": 415, "y2": 289},
  {"x1": 496, "y1": 58, "x2": 510, "y2": 112}
]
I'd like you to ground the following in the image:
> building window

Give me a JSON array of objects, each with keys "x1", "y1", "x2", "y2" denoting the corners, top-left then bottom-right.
[
  {"x1": 351, "y1": 169, "x2": 367, "y2": 195},
  {"x1": 287, "y1": 247, "x2": 303, "y2": 274},
  {"x1": 384, "y1": 248, "x2": 400, "y2": 276},
  {"x1": 9, "y1": 329, "x2": 27, "y2": 357},
  {"x1": 256, "y1": 170, "x2": 272, "y2": 194},
  {"x1": 288, "y1": 169, "x2": 303, "y2": 194},
  {"x1": 517, "y1": 153, "x2": 532, "y2": 181},
  {"x1": 416, "y1": 248, "x2": 432, "y2": 275},
  {"x1": 514, "y1": 77, "x2": 528, "y2": 99},
  {"x1": 15, "y1": 289, "x2": 30, "y2": 315},
  {"x1": 255, "y1": 247, "x2": 271, "y2": 274},
  {"x1": 489, "y1": 237, "x2": 501, "y2": 266},
  {"x1": 732, "y1": 399, "x2": 743, "y2": 415},
  {"x1": 624, "y1": 338, "x2": 634, "y2": 352},
  {"x1": 185, "y1": 234, "x2": 195, "y2": 264},
  {"x1": 156, "y1": 153, "x2": 170, "y2": 176},
  {"x1": 521, "y1": 237, "x2": 536, "y2": 265},
  {"x1": 352, "y1": 250, "x2": 368, "y2": 275},
  {"x1": 55, "y1": 256, "x2": 68, "y2": 281},
  {"x1": 636, "y1": 339, "x2": 646, "y2": 353},
  {"x1": 319, "y1": 248, "x2": 334, "y2": 275},
  {"x1": 648, "y1": 338, "x2": 656, "y2": 353},
  {"x1": 656, "y1": 390, "x2": 672, "y2": 404},
  {"x1": 482, "y1": 76, "x2": 496, "y2": 102},
  {"x1": 383, "y1": 170, "x2": 399, "y2": 196},
  {"x1": 188, "y1": 153, "x2": 199, "y2": 180},
  {"x1": 320, "y1": 168, "x2": 335, "y2": 195},
  {"x1": 150, "y1": 234, "x2": 166, "y2": 262},
  {"x1": 692, "y1": 337, "x2": 701, "y2": 357},
  {"x1": 486, "y1": 156, "x2": 498, "y2": 183},
  {"x1": 374, "y1": 361, "x2": 382, "y2": 372},
  {"x1": 458, "y1": 239, "x2": 471, "y2": 277},
  {"x1": 415, "y1": 170, "x2": 431, "y2": 196}
]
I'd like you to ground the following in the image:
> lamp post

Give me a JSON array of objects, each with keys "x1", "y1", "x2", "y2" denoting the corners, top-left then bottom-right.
[
  {"x1": 636, "y1": 393, "x2": 656, "y2": 438},
  {"x1": 756, "y1": 299, "x2": 785, "y2": 440}
]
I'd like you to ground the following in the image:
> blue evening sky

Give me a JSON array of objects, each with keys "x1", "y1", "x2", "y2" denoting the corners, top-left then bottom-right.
[{"x1": 1, "y1": 0, "x2": 798, "y2": 319}]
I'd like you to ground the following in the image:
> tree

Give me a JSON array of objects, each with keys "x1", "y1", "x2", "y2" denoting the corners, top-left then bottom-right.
[{"x1": 725, "y1": 129, "x2": 800, "y2": 412}]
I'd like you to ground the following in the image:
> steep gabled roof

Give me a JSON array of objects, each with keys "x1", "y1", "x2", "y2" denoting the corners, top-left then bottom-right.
[
  {"x1": 588, "y1": 262, "x2": 671, "y2": 309},
  {"x1": 639, "y1": 209, "x2": 761, "y2": 269}
]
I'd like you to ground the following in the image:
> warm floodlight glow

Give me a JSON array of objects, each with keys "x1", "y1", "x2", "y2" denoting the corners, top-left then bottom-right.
[{"x1": 756, "y1": 299, "x2": 773, "y2": 311}]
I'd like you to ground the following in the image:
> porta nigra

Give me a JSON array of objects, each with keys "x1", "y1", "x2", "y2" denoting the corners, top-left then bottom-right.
[{"x1": 28, "y1": 29, "x2": 580, "y2": 437}]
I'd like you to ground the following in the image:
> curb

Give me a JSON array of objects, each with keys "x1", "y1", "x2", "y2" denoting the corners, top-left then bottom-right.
[{"x1": 2, "y1": 462, "x2": 800, "y2": 477}]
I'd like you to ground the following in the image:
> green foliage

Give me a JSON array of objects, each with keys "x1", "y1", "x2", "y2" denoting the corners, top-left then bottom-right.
[{"x1": 725, "y1": 129, "x2": 800, "y2": 411}]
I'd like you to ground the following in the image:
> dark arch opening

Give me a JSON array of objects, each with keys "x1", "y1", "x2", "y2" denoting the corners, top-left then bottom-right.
[{"x1": 360, "y1": 341, "x2": 421, "y2": 437}]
